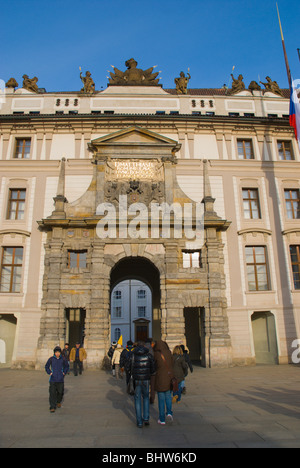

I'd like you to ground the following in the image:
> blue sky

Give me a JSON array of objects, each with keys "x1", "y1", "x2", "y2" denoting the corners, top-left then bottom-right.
[{"x1": 1, "y1": 0, "x2": 300, "y2": 92}]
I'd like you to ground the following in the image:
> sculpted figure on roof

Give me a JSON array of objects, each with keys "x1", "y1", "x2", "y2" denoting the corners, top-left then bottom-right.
[
  {"x1": 175, "y1": 70, "x2": 191, "y2": 94},
  {"x1": 80, "y1": 70, "x2": 95, "y2": 93},
  {"x1": 109, "y1": 58, "x2": 160, "y2": 86},
  {"x1": 259, "y1": 76, "x2": 284, "y2": 97},
  {"x1": 22, "y1": 75, "x2": 39, "y2": 93},
  {"x1": 230, "y1": 74, "x2": 245, "y2": 95}
]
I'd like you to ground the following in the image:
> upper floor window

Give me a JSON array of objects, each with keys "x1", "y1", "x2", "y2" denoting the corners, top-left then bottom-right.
[
  {"x1": 7, "y1": 189, "x2": 26, "y2": 220},
  {"x1": 242, "y1": 188, "x2": 261, "y2": 219},
  {"x1": 182, "y1": 250, "x2": 201, "y2": 268},
  {"x1": 237, "y1": 139, "x2": 254, "y2": 160},
  {"x1": 284, "y1": 189, "x2": 300, "y2": 219},
  {"x1": 114, "y1": 328, "x2": 121, "y2": 341},
  {"x1": 278, "y1": 140, "x2": 294, "y2": 160},
  {"x1": 14, "y1": 138, "x2": 31, "y2": 159},
  {"x1": 113, "y1": 290, "x2": 122, "y2": 300},
  {"x1": 113, "y1": 307, "x2": 122, "y2": 318},
  {"x1": 137, "y1": 289, "x2": 146, "y2": 299},
  {"x1": 290, "y1": 245, "x2": 300, "y2": 290},
  {"x1": 68, "y1": 250, "x2": 87, "y2": 268},
  {"x1": 0, "y1": 246, "x2": 23, "y2": 293},
  {"x1": 138, "y1": 306, "x2": 146, "y2": 318},
  {"x1": 245, "y1": 246, "x2": 270, "y2": 291}
]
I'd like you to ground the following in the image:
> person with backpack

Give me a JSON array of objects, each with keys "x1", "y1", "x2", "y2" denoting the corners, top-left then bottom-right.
[
  {"x1": 130, "y1": 341, "x2": 156, "y2": 428},
  {"x1": 45, "y1": 346, "x2": 69, "y2": 413},
  {"x1": 120, "y1": 340, "x2": 134, "y2": 385}
]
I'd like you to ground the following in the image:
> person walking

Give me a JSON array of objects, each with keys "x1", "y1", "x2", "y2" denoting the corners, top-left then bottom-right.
[
  {"x1": 108, "y1": 341, "x2": 117, "y2": 375},
  {"x1": 120, "y1": 340, "x2": 134, "y2": 385},
  {"x1": 45, "y1": 346, "x2": 69, "y2": 413},
  {"x1": 180, "y1": 344, "x2": 193, "y2": 394},
  {"x1": 70, "y1": 342, "x2": 87, "y2": 376},
  {"x1": 130, "y1": 341, "x2": 156, "y2": 428},
  {"x1": 172, "y1": 345, "x2": 188, "y2": 404},
  {"x1": 111, "y1": 343, "x2": 123, "y2": 379},
  {"x1": 62, "y1": 343, "x2": 70, "y2": 374},
  {"x1": 153, "y1": 340, "x2": 174, "y2": 425}
]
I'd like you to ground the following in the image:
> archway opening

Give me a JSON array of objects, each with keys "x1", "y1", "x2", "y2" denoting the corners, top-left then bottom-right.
[{"x1": 110, "y1": 257, "x2": 161, "y2": 343}]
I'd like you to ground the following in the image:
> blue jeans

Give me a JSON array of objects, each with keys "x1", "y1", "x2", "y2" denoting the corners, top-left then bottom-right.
[
  {"x1": 134, "y1": 380, "x2": 150, "y2": 426},
  {"x1": 157, "y1": 390, "x2": 173, "y2": 423}
]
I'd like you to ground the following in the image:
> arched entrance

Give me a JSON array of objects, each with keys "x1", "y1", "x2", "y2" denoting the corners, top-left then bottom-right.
[
  {"x1": 251, "y1": 311, "x2": 279, "y2": 364},
  {"x1": 110, "y1": 257, "x2": 161, "y2": 343}
]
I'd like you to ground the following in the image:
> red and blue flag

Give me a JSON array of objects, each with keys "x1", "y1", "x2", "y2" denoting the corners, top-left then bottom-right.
[{"x1": 290, "y1": 80, "x2": 300, "y2": 151}]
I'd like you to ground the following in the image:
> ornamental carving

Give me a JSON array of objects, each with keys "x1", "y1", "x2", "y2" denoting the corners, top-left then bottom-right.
[{"x1": 108, "y1": 58, "x2": 160, "y2": 86}]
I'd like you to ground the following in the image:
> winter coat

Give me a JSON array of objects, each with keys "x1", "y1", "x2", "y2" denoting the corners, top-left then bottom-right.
[
  {"x1": 45, "y1": 355, "x2": 69, "y2": 383},
  {"x1": 112, "y1": 346, "x2": 123, "y2": 365},
  {"x1": 153, "y1": 340, "x2": 174, "y2": 392},
  {"x1": 69, "y1": 347, "x2": 87, "y2": 362},
  {"x1": 120, "y1": 345, "x2": 134, "y2": 371},
  {"x1": 131, "y1": 345, "x2": 156, "y2": 381},
  {"x1": 172, "y1": 354, "x2": 188, "y2": 384}
]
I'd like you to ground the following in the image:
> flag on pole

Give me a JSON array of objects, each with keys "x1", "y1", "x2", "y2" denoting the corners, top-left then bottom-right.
[
  {"x1": 290, "y1": 80, "x2": 300, "y2": 151},
  {"x1": 117, "y1": 335, "x2": 123, "y2": 346}
]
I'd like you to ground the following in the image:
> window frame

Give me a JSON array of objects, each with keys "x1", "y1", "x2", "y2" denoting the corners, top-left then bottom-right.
[
  {"x1": 237, "y1": 138, "x2": 255, "y2": 160},
  {"x1": 0, "y1": 246, "x2": 23, "y2": 293},
  {"x1": 67, "y1": 250, "x2": 87, "y2": 269},
  {"x1": 284, "y1": 189, "x2": 300, "y2": 219},
  {"x1": 277, "y1": 140, "x2": 294, "y2": 161},
  {"x1": 245, "y1": 245, "x2": 270, "y2": 291},
  {"x1": 6, "y1": 188, "x2": 26, "y2": 220},
  {"x1": 290, "y1": 245, "x2": 300, "y2": 290},
  {"x1": 14, "y1": 138, "x2": 31, "y2": 160},
  {"x1": 242, "y1": 188, "x2": 261, "y2": 219}
]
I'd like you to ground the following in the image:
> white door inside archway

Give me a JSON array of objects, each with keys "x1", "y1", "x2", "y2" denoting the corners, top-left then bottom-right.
[{"x1": 111, "y1": 279, "x2": 152, "y2": 345}]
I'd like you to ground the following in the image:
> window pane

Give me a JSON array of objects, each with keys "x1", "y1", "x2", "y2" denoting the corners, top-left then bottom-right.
[{"x1": 79, "y1": 252, "x2": 87, "y2": 268}]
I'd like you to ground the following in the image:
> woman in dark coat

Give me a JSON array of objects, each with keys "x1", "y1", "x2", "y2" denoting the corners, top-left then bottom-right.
[
  {"x1": 172, "y1": 345, "x2": 188, "y2": 403},
  {"x1": 153, "y1": 340, "x2": 174, "y2": 425}
]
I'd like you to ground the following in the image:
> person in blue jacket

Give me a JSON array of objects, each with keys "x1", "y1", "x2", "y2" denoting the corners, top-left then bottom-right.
[{"x1": 45, "y1": 346, "x2": 69, "y2": 413}]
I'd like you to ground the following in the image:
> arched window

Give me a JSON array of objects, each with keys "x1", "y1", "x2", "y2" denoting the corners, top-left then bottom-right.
[{"x1": 114, "y1": 328, "x2": 121, "y2": 341}]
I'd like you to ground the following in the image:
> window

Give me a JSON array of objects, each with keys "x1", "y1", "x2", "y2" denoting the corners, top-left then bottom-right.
[
  {"x1": 0, "y1": 247, "x2": 23, "y2": 293},
  {"x1": 237, "y1": 139, "x2": 254, "y2": 160},
  {"x1": 14, "y1": 138, "x2": 31, "y2": 159},
  {"x1": 114, "y1": 328, "x2": 121, "y2": 341},
  {"x1": 245, "y1": 246, "x2": 270, "y2": 291},
  {"x1": 182, "y1": 251, "x2": 201, "y2": 268},
  {"x1": 278, "y1": 140, "x2": 294, "y2": 160},
  {"x1": 284, "y1": 190, "x2": 300, "y2": 219},
  {"x1": 242, "y1": 188, "x2": 261, "y2": 219},
  {"x1": 138, "y1": 306, "x2": 146, "y2": 318},
  {"x1": 290, "y1": 245, "x2": 300, "y2": 290},
  {"x1": 7, "y1": 189, "x2": 26, "y2": 220},
  {"x1": 137, "y1": 289, "x2": 146, "y2": 299},
  {"x1": 68, "y1": 250, "x2": 87, "y2": 268},
  {"x1": 113, "y1": 290, "x2": 122, "y2": 300},
  {"x1": 113, "y1": 306, "x2": 122, "y2": 318}
]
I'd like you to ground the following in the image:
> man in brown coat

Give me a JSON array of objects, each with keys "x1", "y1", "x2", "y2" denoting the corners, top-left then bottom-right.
[
  {"x1": 153, "y1": 340, "x2": 174, "y2": 425},
  {"x1": 70, "y1": 342, "x2": 87, "y2": 376}
]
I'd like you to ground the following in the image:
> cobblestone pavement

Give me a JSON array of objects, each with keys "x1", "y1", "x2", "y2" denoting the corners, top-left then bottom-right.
[{"x1": 1, "y1": 364, "x2": 300, "y2": 448}]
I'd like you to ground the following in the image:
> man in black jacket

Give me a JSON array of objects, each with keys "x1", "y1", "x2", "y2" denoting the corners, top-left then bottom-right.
[{"x1": 130, "y1": 341, "x2": 156, "y2": 428}]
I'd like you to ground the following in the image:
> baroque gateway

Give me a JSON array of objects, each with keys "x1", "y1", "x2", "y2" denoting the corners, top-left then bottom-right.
[{"x1": 0, "y1": 60, "x2": 299, "y2": 369}]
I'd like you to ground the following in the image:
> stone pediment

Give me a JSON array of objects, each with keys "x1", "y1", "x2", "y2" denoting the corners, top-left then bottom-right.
[{"x1": 89, "y1": 126, "x2": 181, "y2": 158}]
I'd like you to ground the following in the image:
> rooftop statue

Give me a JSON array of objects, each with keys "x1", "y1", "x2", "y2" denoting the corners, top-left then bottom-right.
[
  {"x1": 5, "y1": 78, "x2": 18, "y2": 90},
  {"x1": 109, "y1": 58, "x2": 160, "y2": 86},
  {"x1": 259, "y1": 76, "x2": 284, "y2": 97},
  {"x1": 79, "y1": 68, "x2": 95, "y2": 93},
  {"x1": 230, "y1": 74, "x2": 245, "y2": 95},
  {"x1": 175, "y1": 70, "x2": 191, "y2": 94},
  {"x1": 22, "y1": 74, "x2": 39, "y2": 93},
  {"x1": 248, "y1": 81, "x2": 262, "y2": 93}
]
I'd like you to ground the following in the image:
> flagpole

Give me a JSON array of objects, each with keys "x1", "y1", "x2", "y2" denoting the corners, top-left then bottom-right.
[
  {"x1": 298, "y1": 49, "x2": 300, "y2": 63},
  {"x1": 276, "y1": 3, "x2": 292, "y2": 88}
]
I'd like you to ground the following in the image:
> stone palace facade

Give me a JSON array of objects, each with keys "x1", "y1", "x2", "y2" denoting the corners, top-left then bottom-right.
[{"x1": 0, "y1": 62, "x2": 299, "y2": 369}]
